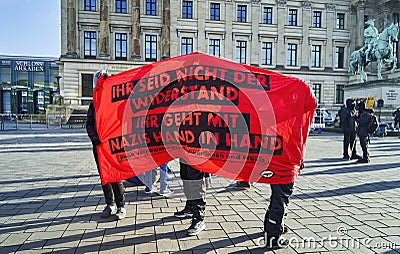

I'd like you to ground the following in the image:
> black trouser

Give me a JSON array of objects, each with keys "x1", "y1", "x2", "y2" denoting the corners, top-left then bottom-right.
[
  {"x1": 358, "y1": 135, "x2": 369, "y2": 161},
  {"x1": 343, "y1": 132, "x2": 357, "y2": 158},
  {"x1": 93, "y1": 146, "x2": 125, "y2": 208},
  {"x1": 180, "y1": 162, "x2": 206, "y2": 220},
  {"x1": 264, "y1": 182, "x2": 294, "y2": 238},
  {"x1": 395, "y1": 119, "x2": 400, "y2": 130}
]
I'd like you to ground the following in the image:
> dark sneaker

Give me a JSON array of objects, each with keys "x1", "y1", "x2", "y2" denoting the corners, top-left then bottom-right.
[
  {"x1": 350, "y1": 154, "x2": 362, "y2": 160},
  {"x1": 174, "y1": 207, "x2": 193, "y2": 218},
  {"x1": 342, "y1": 156, "x2": 350, "y2": 161},
  {"x1": 187, "y1": 218, "x2": 206, "y2": 236},
  {"x1": 265, "y1": 236, "x2": 289, "y2": 250},
  {"x1": 115, "y1": 207, "x2": 126, "y2": 220},
  {"x1": 233, "y1": 181, "x2": 251, "y2": 190},
  {"x1": 101, "y1": 204, "x2": 116, "y2": 218},
  {"x1": 356, "y1": 158, "x2": 370, "y2": 163}
]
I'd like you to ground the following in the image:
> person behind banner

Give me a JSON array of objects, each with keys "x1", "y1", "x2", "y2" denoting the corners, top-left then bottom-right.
[
  {"x1": 86, "y1": 70, "x2": 127, "y2": 220},
  {"x1": 393, "y1": 107, "x2": 400, "y2": 134},
  {"x1": 263, "y1": 162, "x2": 303, "y2": 250},
  {"x1": 143, "y1": 162, "x2": 174, "y2": 196},
  {"x1": 339, "y1": 99, "x2": 361, "y2": 160},
  {"x1": 174, "y1": 160, "x2": 206, "y2": 236},
  {"x1": 355, "y1": 101, "x2": 371, "y2": 163}
]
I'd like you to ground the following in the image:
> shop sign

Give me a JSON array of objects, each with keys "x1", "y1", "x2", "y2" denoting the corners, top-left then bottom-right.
[{"x1": 15, "y1": 61, "x2": 44, "y2": 72}]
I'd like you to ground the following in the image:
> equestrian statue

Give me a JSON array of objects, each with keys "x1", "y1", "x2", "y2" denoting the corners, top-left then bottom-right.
[{"x1": 349, "y1": 19, "x2": 399, "y2": 81}]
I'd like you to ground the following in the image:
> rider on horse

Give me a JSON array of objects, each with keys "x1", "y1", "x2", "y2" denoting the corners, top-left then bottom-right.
[{"x1": 363, "y1": 19, "x2": 379, "y2": 62}]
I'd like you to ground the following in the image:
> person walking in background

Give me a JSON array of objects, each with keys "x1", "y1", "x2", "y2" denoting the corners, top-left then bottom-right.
[
  {"x1": 355, "y1": 101, "x2": 371, "y2": 163},
  {"x1": 86, "y1": 70, "x2": 126, "y2": 220},
  {"x1": 143, "y1": 162, "x2": 174, "y2": 196},
  {"x1": 339, "y1": 99, "x2": 361, "y2": 160},
  {"x1": 392, "y1": 107, "x2": 400, "y2": 136}
]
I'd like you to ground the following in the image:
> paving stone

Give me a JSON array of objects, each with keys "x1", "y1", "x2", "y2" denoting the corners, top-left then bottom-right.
[{"x1": 1, "y1": 131, "x2": 400, "y2": 253}]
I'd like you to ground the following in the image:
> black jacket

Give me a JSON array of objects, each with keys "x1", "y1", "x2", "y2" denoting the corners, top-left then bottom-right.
[
  {"x1": 339, "y1": 108, "x2": 356, "y2": 133},
  {"x1": 393, "y1": 109, "x2": 400, "y2": 120},
  {"x1": 86, "y1": 102, "x2": 101, "y2": 146},
  {"x1": 356, "y1": 110, "x2": 372, "y2": 137}
]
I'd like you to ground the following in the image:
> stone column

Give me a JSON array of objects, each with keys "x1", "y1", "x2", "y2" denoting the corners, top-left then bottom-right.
[
  {"x1": 356, "y1": 2, "x2": 365, "y2": 49},
  {"x1": 131, "y1": 0, "x2": 141, "y2": 59},
  {"x1": 224, "y1": 1, "x2": 233, "y2": 59},
  {"x1": 349, "y1": 5, "x2": 357, "y2": 53},
  {"x1": 99, "y1": 0, "x2": 110, "y2": 58},
  {"x1": 161, "y1": 0, "x2": 170, "y2": 59},
  {"x1": 276, "y1": 1, "x2": 286, "y2": 68},
  {"x1": 250, "y1": 0, "x2": 261, "y2": 66},
  {"x1": 325, "y1": 4, "x2": 335, "y2": 69},
  {"x1": 301, "y1": 1, "x2": 311, "y2": 68},
  {"x1": 197, "y1": 0, "x2": 206, "y2": 53},
  {"x1": 66, "y1": 0, "x2": 78, "y2": 58}
]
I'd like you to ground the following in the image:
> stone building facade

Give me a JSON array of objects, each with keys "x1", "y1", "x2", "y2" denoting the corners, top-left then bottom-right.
[{"x1": 58, "y1": 0, "x2": 400, "y2": 111}]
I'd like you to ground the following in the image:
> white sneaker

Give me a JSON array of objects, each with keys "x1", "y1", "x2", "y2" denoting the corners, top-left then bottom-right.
[
  {"x1": 115, "y1": 207, "x2": 126, "y2": 220},
  {"x1": 159, "y1": 188, "x2": 174, "y2": 196}
]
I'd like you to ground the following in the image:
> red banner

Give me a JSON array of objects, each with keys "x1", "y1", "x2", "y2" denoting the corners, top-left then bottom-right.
[{"x1": 94, "y1": 52, "x2": 316, "y2": 185}]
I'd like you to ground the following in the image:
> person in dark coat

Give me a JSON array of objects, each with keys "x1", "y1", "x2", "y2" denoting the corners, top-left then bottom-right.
[
  {"x1": 339, "y1": 99, "x2": 361, "y2": 160},
  {"x1": 86, "y1": 70, "x2": 126, "y2": 220},
  {"x1": 355, "y1": 101, "x2": 371, "y2": 163},
  {"x1": 392, "y1": 107, "x2": 400, "y2": 132}
]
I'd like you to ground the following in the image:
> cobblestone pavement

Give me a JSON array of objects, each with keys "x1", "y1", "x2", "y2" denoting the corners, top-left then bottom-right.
[{"x1": 0, "y1": 129, "x2": 399, "y2": 254}]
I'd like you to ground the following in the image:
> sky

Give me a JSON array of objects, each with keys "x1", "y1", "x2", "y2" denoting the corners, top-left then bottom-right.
[{"x1": 0, "y1": 0, "x2": 61, "y2": 57}]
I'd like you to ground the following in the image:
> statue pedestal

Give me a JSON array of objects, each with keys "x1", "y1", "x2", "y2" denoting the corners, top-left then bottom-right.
[{"x1": 345, "y1": 77, "x2": 400, "y2": 122}]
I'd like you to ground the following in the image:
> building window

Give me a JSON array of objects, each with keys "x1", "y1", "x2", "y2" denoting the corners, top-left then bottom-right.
[
  {"x1": 335, "y1": 84, "x2": 344, "y2": 104},
  {"x1": 210, "y1": 3, "x2": 220, "y2": 21},
  {"x1": 209, "y1": 39, "x2": 220, "y2": 57},
  {"x1": 84, "y1": 31, "x2": 96, "y2": 59},
  {"x1": 237, "y1": 5, "x2": 247, "y2": 23},
  {"x1": 181, "y1": 37, "x2": 193, "y2": 55},
  {"x1": 311, "y1": 45, "x2": 321, "y2": 67},
  {"x1": 263, "y1": 7, "x2": 272, "y2": 24},
  {"x1": 335, "y1": 46, "x2": 344, "y2": 68},
  {"x1": 82, "y1": 74, "x2": 94, "y2": 97},
  {"x1": 84, "y1": 0, "x2": 96, "y2": 11},
  {"x1": 146, "y1": 0, "x2": 157, "y2": 15},
  {"x1": 182, "y1": 1, "x2": 193, "y2": 19},
  {"x1": 262, "y1": 42, "x2": 272, "y2": 65},
  {"x1": 145, "y1": 35, "x2": 157, "y2": 61},
  {"x1": 115, "y1": 0, "x2": 127, "y2": 13},
  {"x1": 287, "y1": 43, "x2": 297, "y2": 66},
  {"x1": 288, "y1": 9, "x2": 297, "y2": 26},
  {"x1": 393, "y1": 13, "x2": 399, "y2": 25},
  {"x1": 313, "y1": 83, "x2": 321, "y2": 104},
  {"x1": 313, "y1": 11, "x2": 321, "y2": 28},
  {"x1": 236, "y1": 41, "x2": 247, "y2": 64},
  {"x1": 337, "y1": 13, "x2": 345, "y2": 29},
  {"x1": 115, "y1": 33, "x2": 127, "y2": 60}
]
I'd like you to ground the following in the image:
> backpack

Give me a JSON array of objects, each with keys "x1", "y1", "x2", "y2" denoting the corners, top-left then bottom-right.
[{"x1": 367, "y1": 114, "x2": 379, "y2": 134}]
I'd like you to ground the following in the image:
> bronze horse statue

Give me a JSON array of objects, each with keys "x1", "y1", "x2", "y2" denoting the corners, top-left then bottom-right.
[{"x1": 349, "y1": 23, "x2": 399, "y2": 81}]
